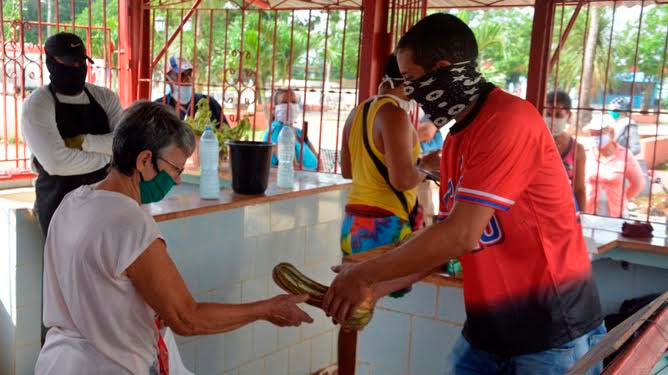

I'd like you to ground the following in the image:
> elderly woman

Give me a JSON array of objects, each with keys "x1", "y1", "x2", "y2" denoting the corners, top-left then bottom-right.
[
  {"x1": 35, "y1": 101, "x2": 312, "y2": 375},
  {"x1": 584, "y1": 114, "x2": 645, "y2": 218}
]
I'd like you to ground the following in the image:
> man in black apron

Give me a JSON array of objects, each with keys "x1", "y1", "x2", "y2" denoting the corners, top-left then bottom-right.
[
  {"x1": 22, "y1": 33, "x2": 122, "y2": 344},
  {"x1": 23, "y1": 33, "x2": 117, "y2": 236}
]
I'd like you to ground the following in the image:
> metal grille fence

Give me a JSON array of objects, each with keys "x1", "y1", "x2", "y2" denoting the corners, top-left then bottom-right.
[{"x1": 546, "y1": 1, "x2": 668, "y2": 223}]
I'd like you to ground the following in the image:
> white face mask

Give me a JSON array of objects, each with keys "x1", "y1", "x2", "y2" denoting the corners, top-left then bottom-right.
[
  {"x1": 544, "y1": 116, "x2": 568, "y2": 136},
  {"x1": 594, "y1": 134, "x2": 611, "y2": 149},
  {"x1": 275, "y1": 103, "x2": 301, "y2": 125},
  {"x1": 168, "y1": 84, "x2": 193, "y2": 104},
  {"x1": 376, "y1": 75, "x2": 414, "y2": 113}
]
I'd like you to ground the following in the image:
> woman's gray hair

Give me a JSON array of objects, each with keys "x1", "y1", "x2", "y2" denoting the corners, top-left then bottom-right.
[{"x1": 111, "y1": 101, "x2": 195, "y2": 176}]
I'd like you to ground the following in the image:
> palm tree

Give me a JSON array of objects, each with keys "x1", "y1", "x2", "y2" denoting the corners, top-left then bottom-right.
[{"x1": 549, "y1": 4, "x2": 616, "y2": 126}]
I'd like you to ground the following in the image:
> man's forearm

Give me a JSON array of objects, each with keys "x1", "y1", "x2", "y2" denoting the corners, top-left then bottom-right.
[
  {"x1": 356, "y1": 219, "x2": 467, "y2": 285},
  {"x1": 83, "y1": 133, "x2": 114, "y2": 155},
  {"x1": 371, "y1": 268, "x2": 438, "y2": 301}
]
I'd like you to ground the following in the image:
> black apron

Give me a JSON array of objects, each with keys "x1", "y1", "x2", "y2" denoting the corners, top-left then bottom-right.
[{"x1": 34, "y1": 84, "x2": 111, "y2": 236}]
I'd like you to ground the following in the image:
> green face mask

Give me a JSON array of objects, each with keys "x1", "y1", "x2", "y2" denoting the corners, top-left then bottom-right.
[
  {"x1": 610, "y1": 111, "x2": 621, "y2": 120},
  {"x1": 139, "y1": 170, "x2": 176, "y2": 204}
]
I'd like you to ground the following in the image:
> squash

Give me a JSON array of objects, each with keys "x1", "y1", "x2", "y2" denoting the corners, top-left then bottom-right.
[{"x1": 272, "y1": 263, "x2": 374, "y2": 330}]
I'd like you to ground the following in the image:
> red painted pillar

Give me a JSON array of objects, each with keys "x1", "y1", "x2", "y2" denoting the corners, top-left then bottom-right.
[
  {"x1": 358, "y1": 0, "x2": 392, "y2": 103},
  {"x1": 118, "y1": 0, "x2": 151, "y2": 107},
  {"x1": 525, "y1": 0, "x2": 556, "y2": 112}
]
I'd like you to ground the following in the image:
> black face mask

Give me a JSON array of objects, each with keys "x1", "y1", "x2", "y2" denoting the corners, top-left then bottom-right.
[
  {"x1": 404, "y1": 60, "x2": 486, "y2": 128},
  {"x1": 46, "y1": 56, "x2": 87, "y2": 95}
]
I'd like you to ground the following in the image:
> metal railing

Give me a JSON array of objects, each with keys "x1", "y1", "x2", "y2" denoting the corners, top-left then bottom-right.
[
  {"x1": 0, "y1": 0, "x2": 120, "y2": 175},
  {"x1": 547, "y1": 1, "x2": 668, "y2": 223},
  {"x1": 145, "y1": 2, "x2": 363, "y2": 173}
]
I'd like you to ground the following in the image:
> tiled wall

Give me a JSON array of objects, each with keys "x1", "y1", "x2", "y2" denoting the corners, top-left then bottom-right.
[
  {"x1": 157, "y1": 189, "x2": 347, "y2": 375},
  {"x1": 0, "y1": 207, "x2": 45, "y2": 374},
  {"x1": 4, "y1": 189, "x2": 668, "y2": 375},
  {"x1": 356, "y1": 283, "x2": 465, "y2": 375},
  {"x1": 0, "y1": 189, "x2": 348, "y2": 375},
  {"x1": 355, "y1": 259, "x2": 668, "y2": 375}
]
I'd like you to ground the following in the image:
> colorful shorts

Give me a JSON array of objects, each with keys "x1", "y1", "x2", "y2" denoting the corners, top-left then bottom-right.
[{"x1": 340, "y1": 212, "x2": 413, "y2": 256}]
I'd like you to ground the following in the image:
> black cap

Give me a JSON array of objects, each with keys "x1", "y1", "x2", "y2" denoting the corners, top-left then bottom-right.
[{"x1": 44, "y1": 33, "x2": 92, "y2": 65}]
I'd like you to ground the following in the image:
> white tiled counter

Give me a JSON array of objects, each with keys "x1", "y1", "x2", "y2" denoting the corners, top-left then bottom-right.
[
  {"x1": 159, "y1": 190, "x2": 347, "y2": 375},
  {"x1": 0, "y1": 170, "x2": 351, "y2": 375},
  {"x1": 344, "y1": 246, "x2": 465, "y2": 375},
  {"x1": 0, "y1": 204, "x2": 44, "y2": 375},
  {"x1": 357, "y1": 282, "x2": 466, "y2": 375}
]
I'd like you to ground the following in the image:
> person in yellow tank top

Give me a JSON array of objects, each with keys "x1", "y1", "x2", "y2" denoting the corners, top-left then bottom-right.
[
  {"x1": 335, "y1": 54, "x2": 439, "y2": 375},
  {"x1": 340, "y1": 54, "x2": 428, "y2": 257}
]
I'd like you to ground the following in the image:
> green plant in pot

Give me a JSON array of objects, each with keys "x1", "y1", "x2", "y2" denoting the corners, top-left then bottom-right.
[
  {"x1": 186, "y1": 100, "x2": 273, "y2": 194},
  {"x1": 185, "y1": 100, "x2": 252, "y2": 160}
]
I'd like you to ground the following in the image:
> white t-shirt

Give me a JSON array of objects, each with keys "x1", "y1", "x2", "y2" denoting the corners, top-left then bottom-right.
[
  {"x1": 21, "y1": 84, "x2": 123, "y2": 176},
  {"x1": 35, "y1": 185, "x2": 164, "y2": 375}
]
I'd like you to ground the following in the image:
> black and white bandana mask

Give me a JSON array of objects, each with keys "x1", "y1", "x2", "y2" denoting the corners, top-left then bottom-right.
[{"x1": 404, "y1": 60, "x2": 486, "y2": 128}]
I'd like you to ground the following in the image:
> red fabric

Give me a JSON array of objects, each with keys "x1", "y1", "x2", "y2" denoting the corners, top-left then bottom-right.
[
  {"x1": 437, "y1": 88, "x2": 601, "y2": 354},
  {"x1": 156, "y1": 318, "x2": 169, "y2": 375},
  {"x1": 345, "y1": 204, "x2": 395, "y2": 218},
  {"x1": 439, "y1": 88, "x2": 591, "y2": 306}
]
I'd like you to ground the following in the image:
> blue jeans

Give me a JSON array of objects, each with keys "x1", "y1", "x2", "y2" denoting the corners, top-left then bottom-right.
[{"x1": 444, "y1": 323, "x2": 607, "y2": 375}]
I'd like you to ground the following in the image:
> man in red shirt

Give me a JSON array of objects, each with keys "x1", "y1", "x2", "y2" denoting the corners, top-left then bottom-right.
[{"x1": 323, "y1": 13, "x2": 605, "y2": 375}]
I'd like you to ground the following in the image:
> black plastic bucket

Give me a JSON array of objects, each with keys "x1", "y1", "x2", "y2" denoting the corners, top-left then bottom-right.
[{"x1": 227, "y1": 141, "x2": 273, "y2": 194}]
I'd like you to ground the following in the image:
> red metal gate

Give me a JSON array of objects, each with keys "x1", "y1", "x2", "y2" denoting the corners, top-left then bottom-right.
[
  {"x1": 0, "y1": 0, "x2": 119, "y2": 177},
  {"x1": 144, "y1": 1, "x2": 363, "y2": 173},
  {"x1": 545, "y1": 0, "x2": 668, "y2": 223}
]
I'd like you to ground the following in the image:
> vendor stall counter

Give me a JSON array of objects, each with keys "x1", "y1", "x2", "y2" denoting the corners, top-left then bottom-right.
[{"x1": 0, "y1": 168, "x2": 350, "y2": 375}]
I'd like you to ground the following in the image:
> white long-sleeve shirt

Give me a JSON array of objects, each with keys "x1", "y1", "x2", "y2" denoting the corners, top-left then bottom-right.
[{"x1": 21, "y1": 83, "x2": 123, "y2": 176}]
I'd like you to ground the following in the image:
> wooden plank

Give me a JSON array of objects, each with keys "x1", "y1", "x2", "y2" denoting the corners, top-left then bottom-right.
[
  {"x1": 605, "y1": 303, "x2": 668, "y2": 375},
  {"x1": 568, "y1": 291, "x2": 668, "y2": 375}
]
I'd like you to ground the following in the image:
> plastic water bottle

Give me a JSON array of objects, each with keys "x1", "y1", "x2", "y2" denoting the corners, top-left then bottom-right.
[
  {"x1": 277, "y1": 126, "x2": 295, "y2": 188},
  {"x1": 199, "y1": 127, "x2": 220, "y2": 199}
]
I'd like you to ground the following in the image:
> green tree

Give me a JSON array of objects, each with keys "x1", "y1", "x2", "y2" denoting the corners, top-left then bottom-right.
[
  {"x1": 148, "y1": 7, "x2": 361, "y2": 106},
  {"x1": 434, "y1": 9, "x2": 534, "y2": 88},
  {"x1": 74, "y1": 0, "x2": 118, "y2": 60},
  {"x1": 614, "y1": 5, "x2": 668, "y2": 110},
  {"x1": 2, "y1": 0, "x2": 92, "y2": 45},
  {"x1": 549, "y1": 6, "x2": 614, "y2": 97}
]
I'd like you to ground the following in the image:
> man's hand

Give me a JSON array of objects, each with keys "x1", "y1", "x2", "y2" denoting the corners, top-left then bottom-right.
[
  {"x1": 262, "y1": 294, "x2": 314, "y2": 327},
  {"x1": 420, "y1": 150, "x2": 441, "y2": 173},
  {"x1": 64, "y1": 135, "x2": 84, "y2": 150},
  {"x1": 322, "y1": 263, "x2": 374, "y2": 323}
]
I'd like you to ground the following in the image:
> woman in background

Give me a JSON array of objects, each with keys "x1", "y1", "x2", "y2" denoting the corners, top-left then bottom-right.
[
  {"x1": 584, "y1": 116, "x2": 645, "y2": 217},
  {"x1": 264, "y1": 88, "x2": 320, "y2": 170},
  {"x1": 545, "y1": 90, "x2": 587, "y2": 211}
]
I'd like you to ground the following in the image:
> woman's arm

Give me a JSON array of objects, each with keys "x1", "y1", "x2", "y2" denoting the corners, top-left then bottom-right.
[
  {"x1": 340, "y1": 109, "x2": 356, "y2": 179},
  {"x1": 624, "y1": 153, "x2": 645, "y2": 200},
  {"x1": 126, "y1": 239, "x2": 313, "y2": 337},
  {"x1": 574, "y1": 143, "x2": 587, "y2": 211}
]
